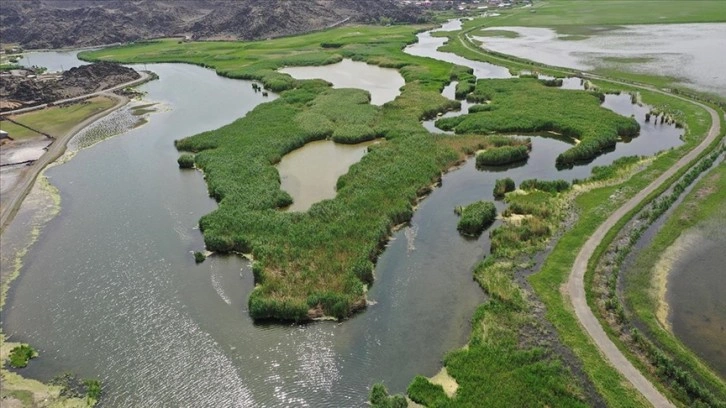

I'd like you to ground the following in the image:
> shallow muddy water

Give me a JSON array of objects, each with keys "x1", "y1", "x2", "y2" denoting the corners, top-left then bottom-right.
[
  {"x1": 277, "y1": 139, "x2": 376, "y2": 212},
  {"x1": 279, "y1": 59, "x2": 405, "y2": 105},
  {"x1": 474, "y1": 24, "x2": 726, "y2": 96},
  {"x1": 0, "y1": 23, "x2": 689, "y2": 407}
]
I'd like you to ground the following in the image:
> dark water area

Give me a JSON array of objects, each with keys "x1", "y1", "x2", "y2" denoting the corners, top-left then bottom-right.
[
  {"x1": 669, "y1": 220, "x2": 726, "y2": 378},
  {"x1": 0, "y1": 20, "x2": 688, "y2": 407}
]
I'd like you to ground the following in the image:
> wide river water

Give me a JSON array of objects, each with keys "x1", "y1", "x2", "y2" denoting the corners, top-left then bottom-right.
[{"x1": 1, "y1": 21, "x2": 687, "y2": 406}]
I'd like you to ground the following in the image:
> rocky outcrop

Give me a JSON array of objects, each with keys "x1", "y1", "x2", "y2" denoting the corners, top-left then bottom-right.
[
  {"x1": 0, "y1": 0, "x2": 425, "y2": 49},
  {"x1": 0, "y1": 62, "x2": 139, "y2": 111}
]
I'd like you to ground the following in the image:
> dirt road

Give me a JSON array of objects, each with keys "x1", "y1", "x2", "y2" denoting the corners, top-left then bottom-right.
[
  {"x1": 0, "y1": 77, "x2": 156, "y2": 233},
  {"x1": 566, "y1": 96, "x2": 721, "y2": 408},
  {"x1": 459, "y1": 30, "x2": 723, "y2": 407}
]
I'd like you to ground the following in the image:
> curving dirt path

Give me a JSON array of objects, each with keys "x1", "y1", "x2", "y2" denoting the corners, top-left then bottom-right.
[
  {"x1": 458, "y1": 30, "x2": 723, "y2": 407},
  {"x1": 566, "y1": 95, "x2": 721, "y2": 408}
]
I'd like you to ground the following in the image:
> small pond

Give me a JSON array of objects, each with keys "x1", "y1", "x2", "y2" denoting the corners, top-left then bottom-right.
[
  {"x1": 277, "y1": 139, "x2": 376, "y2": 212},
  {"x1": 279, "y1": 59, "x2": 405, "y2": 105}
]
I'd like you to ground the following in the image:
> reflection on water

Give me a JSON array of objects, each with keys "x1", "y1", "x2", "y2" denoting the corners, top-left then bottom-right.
[
  {"x1": 668, "y1": 221, "x2": 726, "y2": 378},
  {"x1": 0, "y1": 21, "x2": 691, "y2": 407},
  {"x1": 17, "y1": 50, "x2": 89, "y2": 72},
  {"x1": 277, "y1": 140, "x2": 376, "y2": 212},
  {"x1": 473, "y1": 24, "x2": 726, "y2": 96},
  {"x1": 405, "y1": 23, "x2": 511, "y2": 79},
  {"x1": 279, "y1": 59, "x2": 405, "y2": 105}
]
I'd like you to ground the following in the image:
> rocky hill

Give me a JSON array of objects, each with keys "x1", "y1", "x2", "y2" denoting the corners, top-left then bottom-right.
[
  {"x1": 0, "y1": 0, "x2": 425, "y2": 49},
  {"x1": 0, "y1": 62, "x2": 140, "y2": 111}
]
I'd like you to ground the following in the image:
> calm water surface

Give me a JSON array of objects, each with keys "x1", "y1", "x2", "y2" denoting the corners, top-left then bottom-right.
[
  {"x1": 1, "y1": 22, "x2": 688, "y2": 407},
  {"x1": 668, "y1": 212, "x2": 726, "y2": 377},
  {"x1": 474, "y1": 24, "x2": 726, "y2": 96},
  {"x1": 277, "y1": 140, "x2": 376, "y2": 212}
]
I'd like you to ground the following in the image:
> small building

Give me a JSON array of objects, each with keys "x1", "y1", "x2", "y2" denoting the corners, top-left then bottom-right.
[{"x1": 0, "y1": 130, "x2": 12, "y2": 140}]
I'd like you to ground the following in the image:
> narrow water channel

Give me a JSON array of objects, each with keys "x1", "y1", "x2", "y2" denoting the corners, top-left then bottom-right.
[{"x1": 1, "y1": 20, "x2": 686, "y2": 407}]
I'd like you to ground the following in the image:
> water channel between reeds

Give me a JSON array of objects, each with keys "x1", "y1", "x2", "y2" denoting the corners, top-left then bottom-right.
[{"x1": 0, "y1": 20, "x2": 687, "y2": 406}]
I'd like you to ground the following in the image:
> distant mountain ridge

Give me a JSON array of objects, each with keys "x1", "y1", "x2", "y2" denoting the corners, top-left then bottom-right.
[{"x1": 0, "y1": 0, "x2": 425, "y2": 49}]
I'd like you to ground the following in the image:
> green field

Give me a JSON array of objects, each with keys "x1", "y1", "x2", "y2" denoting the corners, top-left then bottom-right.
[{"x1": 1, "y1": 96, "x2": 116, "y2": 140}]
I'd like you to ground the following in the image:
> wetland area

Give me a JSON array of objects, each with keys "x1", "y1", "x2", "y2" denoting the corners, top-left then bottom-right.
[{"x1": 1, "y1": 12, "x2": 724, "y2": 408}]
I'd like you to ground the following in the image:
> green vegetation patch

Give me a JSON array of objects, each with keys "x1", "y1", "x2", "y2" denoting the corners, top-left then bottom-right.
[
  {"x1": 472, "y1": 29, "x2": 520, "y2": 39},
  {"x1": 407, "y1": 375, "x2": 449, "y2": 407},
  {"x1": 0, "y1": 96, "x2": 116, "y2": 140},
  {"x1": 437, "y1": 78, "x2": 639, "y2": 168},
  {"x1": 475, "y1": 145, "x2": 530, "y2": 167},
  {"x1": 455, "y1": 201, "x2": 497, "y2": 237},
  {"x1": 493, "y1": 177, "x2": 515, "y2": 199},
  {"x1": 177, "y1": 153, "x2": 195, "y2": 169},
  {"x1": 8, "y1": 344, "x2": 36, "y2": 368},
  {"x1": 83, "y1": 23, "x2": 486, "y2": 321},
  {"x1": 85, "y1": 24, "x2": 481, "y2": 321},
  {"x1": 519, "y1": 179, "x2": 570, "y2": 193},
  {"x1": 370, "y1": 383, "x2": 408, "y2": 408}
]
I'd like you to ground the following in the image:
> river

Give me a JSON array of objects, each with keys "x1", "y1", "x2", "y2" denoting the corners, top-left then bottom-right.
[{"x1": 0, "y1": 20, "x2": 686, "y2": 406}]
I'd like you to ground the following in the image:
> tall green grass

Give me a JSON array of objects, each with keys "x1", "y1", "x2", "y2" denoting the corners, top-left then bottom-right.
[
  {"x1": 455, "y1": 201, "x2": 496, "y2": 236},
  {"x1": 436, "y1": 78, "x2": 639, "y2": 168},
  {"x1": 401, "y1": 188, "x2": 589, "y2": 407},
  {"x1": 86, "y1": 27, "x2": 473, "y2": 320}
]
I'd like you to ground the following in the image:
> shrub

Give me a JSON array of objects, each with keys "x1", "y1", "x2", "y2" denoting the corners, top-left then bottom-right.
[
  {"x1": 540, "y1": 78, "x2": 563, "y2": 87},
  {"x1": 177, "y1": 153, "x2": 195, "y2": 168},
  {"x1": 407, "y1": 376, "x2": 450, "y2": 407},
  {"x1": 8, "y1": 344, "x2": 36, "y2": 368},
  {"x1": 493, "y1": 177, "x2": 516, "y2": 199},
  {"x1": 84, "y1": 379, "x2": 102, "y2": 401},
  {"x1": 519, "y1": 179, "x2": 570, "y2": 193},
  {"x1": 193, "y1": 251, "x2": 206, "y2": 263},
  {"x1": 370, "y1": 383, "x2": 408, "y2": 408},
  {"x1": 476, "y1": 145, "x2": 529, "y2": 167},
  {"x1": 457, "y1": 201, "x2": 497, "y2": 236}
]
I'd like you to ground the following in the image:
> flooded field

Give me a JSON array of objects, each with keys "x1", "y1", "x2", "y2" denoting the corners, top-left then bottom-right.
[{"x1": 473, "y1": 23, "x2": 726, "y2": 96}]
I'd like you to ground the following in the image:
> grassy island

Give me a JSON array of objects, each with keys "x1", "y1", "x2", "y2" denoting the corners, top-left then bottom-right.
[
  {"x1": 436, "y1": 78, "x2": 640, "y2": 168},
  {"x1": 455, "y1": 201, "x2": 497, "y2": 236},
  {"x1": 78, "y1": 20, "x2": 578, "y2": 322}
]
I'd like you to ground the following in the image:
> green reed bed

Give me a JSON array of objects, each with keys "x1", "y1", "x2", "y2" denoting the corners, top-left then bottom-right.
[
  {"x1": 476, "y1": 145, "x2": 530, "y2": 167},
  {"x1": 455, "y1": 201, "x2": 496, "y2": 236},
  {"x1": 400, "y1": 184, "x2": 589, "y2": 408},
  {"x1": 436, "y1": 78, "x2": 640, "y2": 168}
]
